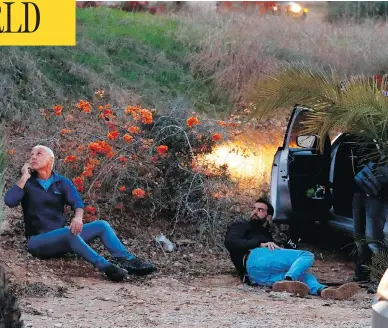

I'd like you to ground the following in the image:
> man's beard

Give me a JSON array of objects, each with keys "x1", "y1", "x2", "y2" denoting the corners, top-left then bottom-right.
[{"x1": 251, "y1": 216, "x2": 267, "y2": 228}]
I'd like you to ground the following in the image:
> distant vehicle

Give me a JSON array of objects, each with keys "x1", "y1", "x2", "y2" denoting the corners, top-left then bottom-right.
[
  {"x1": 281, "y1": 2, "x2": 308, "y2": 19},
  {"x1": 270, "y1": 105, "x2": 388, "y2": 239},
  {"x1": 216, "y1": 1, "x2": 308, "y2": 18}
]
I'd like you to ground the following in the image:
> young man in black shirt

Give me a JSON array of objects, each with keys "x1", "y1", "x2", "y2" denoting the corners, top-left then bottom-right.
[{"x1": 225, "y1": 198, "x2": 360, "y2": 299}]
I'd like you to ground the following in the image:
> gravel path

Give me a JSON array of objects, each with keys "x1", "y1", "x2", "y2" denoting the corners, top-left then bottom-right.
[{"x1": 21, "y1": 275, "x2": 373, "y2": 328}]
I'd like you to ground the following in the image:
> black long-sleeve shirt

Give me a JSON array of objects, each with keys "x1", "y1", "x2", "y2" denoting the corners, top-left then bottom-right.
[{"x1": 224, "y1": 220, "x2": 273, "y2": 276}]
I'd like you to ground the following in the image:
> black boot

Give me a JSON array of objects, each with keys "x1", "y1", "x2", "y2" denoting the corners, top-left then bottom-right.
[
  {"x1": 113, "y1": 257, "x2": 157, "y2": 276},
  {"x1": 103, "y1": 264, "x2": 128, "y2": 282},
  {"x1": 353, "y1": 245, "x2": 372, "y2": 282}
]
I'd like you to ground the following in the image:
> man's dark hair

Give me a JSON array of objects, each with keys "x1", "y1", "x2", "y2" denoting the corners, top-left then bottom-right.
[{"x1": 255, "y1": 198, "x2": 274, "y2": 216}]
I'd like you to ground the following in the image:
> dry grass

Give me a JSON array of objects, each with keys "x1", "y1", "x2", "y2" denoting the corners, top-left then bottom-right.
[{"x1": 176, "y1": 9, "x2": 388, "y2": 103}]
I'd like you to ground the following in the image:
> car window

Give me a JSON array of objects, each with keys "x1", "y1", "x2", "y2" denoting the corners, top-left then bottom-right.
[{"x1": 288, "y1": 110, "x2": 310, "y2": 148}]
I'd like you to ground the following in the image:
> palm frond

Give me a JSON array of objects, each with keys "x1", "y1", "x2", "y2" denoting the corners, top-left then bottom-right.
[
  {"x1": 249, "y1": 65, "x2": 341, "y2": 119},
  {"x1": 249, "y1": 64, "x2": 388, "y2": 158}
]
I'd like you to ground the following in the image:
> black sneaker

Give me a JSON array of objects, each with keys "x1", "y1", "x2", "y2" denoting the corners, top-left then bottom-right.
[
  {"x1": 348, "y1": 274, "x2": 370, "y2": 284},
  {"x1": 113, "y1": 257, "x2": 157, "y2": 276},
  {"x1": 103, "y1": 264, "x2": 128, "y2": 282}
]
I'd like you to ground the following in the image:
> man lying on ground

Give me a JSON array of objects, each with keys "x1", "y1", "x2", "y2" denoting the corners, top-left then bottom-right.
[
  {"x1": 224, "y1": 197, "x2": 360, "y2": 299},
  {"x1": 4, "y1": 145, "x2": 156, "y2": 282}
]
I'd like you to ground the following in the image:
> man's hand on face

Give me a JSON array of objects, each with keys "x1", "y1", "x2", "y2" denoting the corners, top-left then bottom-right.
[
  {"x1": 261, "y1": 242, "x2": 281, "y2": 251},
  {"x1": 21, "y1": 162, "x2": 32, "y2": 178},
  {"x1": 70, "y1": 217, "x2": 83, "y2": 235}
]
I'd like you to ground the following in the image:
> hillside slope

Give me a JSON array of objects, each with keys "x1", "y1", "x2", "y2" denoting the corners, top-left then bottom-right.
[{"x1": 0, "y1": 8, "x2": 230, "y2": 124}]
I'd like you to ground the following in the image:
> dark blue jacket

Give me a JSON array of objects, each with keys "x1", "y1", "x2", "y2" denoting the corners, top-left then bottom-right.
[{"x1": 4, "y1": 172, "x2": 84, "y2": 238}]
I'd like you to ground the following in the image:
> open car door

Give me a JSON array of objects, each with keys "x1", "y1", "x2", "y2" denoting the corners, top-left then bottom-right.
[{"x1": 270, "y1": 106, "x2": 332, "y2": 221}]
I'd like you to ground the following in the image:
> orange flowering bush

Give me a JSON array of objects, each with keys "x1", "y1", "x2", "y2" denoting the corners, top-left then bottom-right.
[
  {"x1": 76, "y1": 100, "x2": 91, "y2": 113},
  {"x1": 60, "y1": 129, "x2": 72, "y2": 135},
  {"x1": 107, "y1": 130, "x2": 119, "y2": 140},
  {"x1": 64, "y1": 155, "x2": 77, "y2": 163},
  {"x1": 85, "y1": 206, "x2": 97, "y2": 214},
  {"x1": 123, "y1": 134, "x2": 133, "y2": 143},
  {"x1": 128, "y1": 126, "x2": 140, "y2": 134},
  {"x1": 187, "y1": 116, "x2": 200, "y2": 128},
  {"x1": 211, "y1": 133, "x2": 222, "y2": 142},
  {"x1": 156, "y1": 145, "x2": 168, "y2": 156},
  {"x1": 132, "y1": 188, "x2": 146, "y2": 198},
  {"x1": 37, "y1": 93, "x2": 240, "y2": 228},
  {"x1": 53, "y1": 105, "x2": 63, "y2": 116}
]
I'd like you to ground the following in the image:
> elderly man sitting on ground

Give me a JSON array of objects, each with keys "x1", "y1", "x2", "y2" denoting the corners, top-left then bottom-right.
[{"x1": 4, "y1": 145, "x2": 156, "y2": 282}]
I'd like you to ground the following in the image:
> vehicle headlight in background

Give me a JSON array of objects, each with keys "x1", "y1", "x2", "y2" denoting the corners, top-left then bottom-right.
[{"x1": 290, "y1": 3, "x2": 302, "y2": 13}]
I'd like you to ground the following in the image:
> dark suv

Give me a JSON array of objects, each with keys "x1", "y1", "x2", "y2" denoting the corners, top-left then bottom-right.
[{"x1": 270, "y1": 106, "x2": 388, "y2": 239}]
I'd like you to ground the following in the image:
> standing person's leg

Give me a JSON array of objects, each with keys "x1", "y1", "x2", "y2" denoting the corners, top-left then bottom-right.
[
  {"x1": 352, "y1": 193, "x2": 371, "y2": 281},
  {"x1": 80, "y1": 220, "x2": 157, "y2": 276},
  {"x1": 27, "y1": 227, "x2": 127, "y2": 281},
  {"x1": 365, "y1": 197, "x2": 387, "y2": 253},
  {"x1": 353, "y1": 193, "x2": 366, "y2": 242}
]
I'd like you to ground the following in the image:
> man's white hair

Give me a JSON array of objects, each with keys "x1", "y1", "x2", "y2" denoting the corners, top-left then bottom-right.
[{"x1": 33, "y1": 145, "x2": 55, "y2": 169}]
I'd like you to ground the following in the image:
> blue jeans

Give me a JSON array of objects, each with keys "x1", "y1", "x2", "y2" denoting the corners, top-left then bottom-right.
[
  {"x1": 353, "y1": 193, "x2": 387, "y2": 254},
  {"x1": 246, "y1": 247, "x2": 326, "y2": 295},
  {"x1": 27, "y1": 220, "x2": 134, "y2": 271}
]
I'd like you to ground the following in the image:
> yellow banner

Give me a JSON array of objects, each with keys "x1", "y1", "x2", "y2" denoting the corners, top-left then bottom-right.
[{"x1": 0, "y1": 0, "x2": 75, "y2": 46}]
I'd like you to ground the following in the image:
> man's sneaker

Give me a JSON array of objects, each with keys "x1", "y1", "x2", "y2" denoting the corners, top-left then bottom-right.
[
  {"x1": 103, "y1": 264, "x2": 128, "y2": 282},
  {"x1": 272, "y1": 280, "x2": 309, "y2": 297},
  {"x1": 321, "y1": 282, "x2": 360, "y2": 300},
  {"x1": 114, "y1": 257, "x2": 157, "y2": 276}
]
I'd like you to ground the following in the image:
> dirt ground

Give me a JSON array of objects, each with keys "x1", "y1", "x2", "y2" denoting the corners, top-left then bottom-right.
[
  {"x1": 0, "y1": 215, "x2": 374, "y2": 328},
  {"x1": 20, "y1": 274, "x2": 372, "y2": 328}
]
